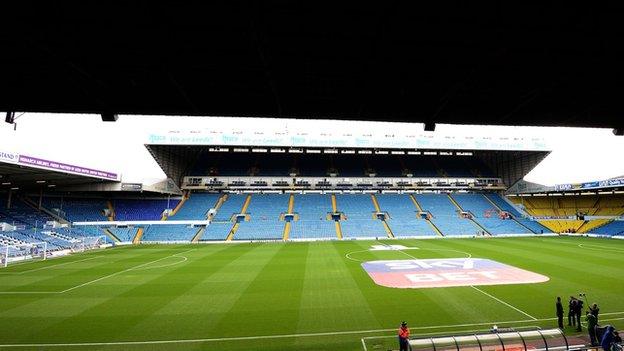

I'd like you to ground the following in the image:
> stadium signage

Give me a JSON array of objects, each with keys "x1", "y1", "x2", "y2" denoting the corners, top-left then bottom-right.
[
  {"x1": 121, "y1": 183, "x2": 143, "y2": 191},
  {"x1": 362, "y1": 258, "x2": 549, "y2": 288},
  {"x1": 0, "y1": 151, "x2": 19, "y2": 164},
  {"x1": 555, "y1": 176, "x2": 624, "y2": 191},
  {"x1": 17, "y1": 155, "x2": 119, "y2": 181},
  {"x1": 146, "y1": 130, "x2": 550, "y2": 152}
]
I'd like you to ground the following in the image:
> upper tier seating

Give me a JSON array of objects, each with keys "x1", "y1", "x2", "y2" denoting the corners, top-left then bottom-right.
[
  {"x1": 113, "y1": 199, "x2": 180, "y2": 221},
  {"x1": 0, "y1": 197, "x2": 54, "y2": 228},
  {"x1": 189, "y1": 152, "x2": 496, "y2": 178},
  {"x1": 234, "y1": 194, "x2": 289, "y2": 240},
  {"x1": 508, "y1": 194, "x2": 624, "y2": 233},
  {"x1": 415, "y1": 194, "x2": 480, "y2": 235},
  {"x1": 510, "y1": 195, "x2": 624, "y2": 217},
  {"x1": 40, "y1": 197, "x2": 107, "y2": 222},
  {"x1": 168, "y1": 193, "x2": 220, "y2": 220},
  {"x1": 335, "y1": 194, "x2": 386, "y2": 238},
  {"x1": 376, "y1": 194, "x2": 437, "y2": 236},
  {"x1": 290, "y1": 194, "x2": 336, "y2": 239}
]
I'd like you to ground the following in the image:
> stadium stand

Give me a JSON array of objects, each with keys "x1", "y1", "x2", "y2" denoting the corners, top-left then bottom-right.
[
  {"x1": 415, "y1": 194, "x2": 480, "y2": 236},
  {"x1": 212, "y1": 194, "x2": 247, "y2": 221},
  {"x1": 509, "y1": 195, "x2": 624, "y2": 233},
  {"x1": 289, "y1": 194, "x2": 336, "y2": 239},
  {"x1": 189, "y1": 152, "x2": 496, "y2": 178},
  {"x1": 6, "y1": 188, "x2": 624, "y2": 241},
  {"x1": 167, "y1": 193, "x2": 220, "y2": 220},
  {"x1": 106, "y1": 227, "x2": 137, "y2": 242},
  {"x1": 141, "y1": 225, "x2": 201, "y2": 242},
  {"x1": 335, "y1": 194, "x2": 386, "y2": 238},
  {"x1": 512, "y1": 195, "x2": 624, "y2": 217},
  {"x1": 484, "y1": 194, "x2": 551, "y2": 234},
  {"x1": 591, "y1": 220, "x2": 624, "y2": 236},
  {"x1": 112, "y1": 198, "x2": 179, "y2": 221},
  {"x1": 376, "y1": 194, "x2": 437, "y2": 237},
  {"x1": 451, "y1": 194, "x2": 532, "y2": 235},
  {"x1": 0, "y1": 196, "x2": 54, "y2": 228},
  {"x1": 234, "y1": 194, "x2": 288, "y2": 240},
  {"x1": 40, "y1": 197, "x2": 108, "y2": 222},
  {"x1": 202, "y1": 222, "x2": 234, "y2": 241}
]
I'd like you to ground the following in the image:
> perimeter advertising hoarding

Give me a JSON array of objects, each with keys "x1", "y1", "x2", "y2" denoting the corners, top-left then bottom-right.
[{"x1": 0, "y1": 150, "x2": 119, "y2": 181}]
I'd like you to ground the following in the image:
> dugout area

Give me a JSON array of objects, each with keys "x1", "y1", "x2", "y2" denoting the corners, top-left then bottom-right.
[{"x1": 362, "y1": 328, "x2": 586, "y2": 351}]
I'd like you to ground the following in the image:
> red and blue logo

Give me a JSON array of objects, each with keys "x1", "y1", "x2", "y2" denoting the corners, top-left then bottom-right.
[{"x1": 362, "y1": 258, "x2": 549, "y2": 289}]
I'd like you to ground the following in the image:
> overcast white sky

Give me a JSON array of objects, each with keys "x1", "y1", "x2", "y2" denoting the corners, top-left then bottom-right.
[{"x1": 0, "y1": 113, "x2": 623, "y2": 186}]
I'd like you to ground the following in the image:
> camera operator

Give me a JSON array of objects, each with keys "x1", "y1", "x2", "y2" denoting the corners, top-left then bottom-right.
[
  {"x1": 590, "y1": 303, "x2": 600, "y2": 323},
  {"x1": 586, "y1": 311, "x2": 598, "y2": 346}
]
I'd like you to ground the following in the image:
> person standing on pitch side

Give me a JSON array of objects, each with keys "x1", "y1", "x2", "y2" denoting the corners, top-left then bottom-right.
[
  {"x1": 568, "y1": 297, "x2": 577, "y2": 327},
  {"x1": 398, "y1": 321, "x2": 410, "y2": 351},
  {"x1": 586, "y1": 311, "x2": 598, "y2": 346},
  {"x1": 556, "y1": 297, "x2": 564, "y2": 329},
  {"x1": 575, "y1": 298, "x2": 584, "y2": 332},
  {"x1": 589, "y1": 303, "x2": 600, "y2": 323}
]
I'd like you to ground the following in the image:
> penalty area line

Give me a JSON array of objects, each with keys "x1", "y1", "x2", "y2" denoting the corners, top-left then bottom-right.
[
  {"x1": 0, "y1": 249, "x2": 196, "y2": 295},
  {"x1": 59, "y1": 249, "x2": 196, "y2": 293}
]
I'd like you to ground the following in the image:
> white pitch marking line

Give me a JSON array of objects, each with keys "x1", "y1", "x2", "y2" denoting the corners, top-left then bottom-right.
[
  {"x1": 470, "y1": 285, "x2": 537, "y2": 320},
  {"x1": 59, "y1": 249, "x2": 196, "y2": 294},
  {"x1": 0, "y1": 291, "x2": 59, "y2": 295},
  {"x1": 361, "y1": 337, "x2": 368, "y2": 351},
  {"x1": 390, "y1": 248, "x2": 536, "y2": 322},
  {"x1": 131, "y1": 255, "x2": 188, "y2": 271},
  {"x1": 3, "y1": 314, "x2": 623, "y2": 348},
  {"x1": 0, "y1": 256, "x2": 102, "y2": 275},
  {"x1": 0, "y1": 249, "x2": 196, "y2": 295},
  {"x1": 578, "y1": 243, "x2": 624, "y2": 253}
]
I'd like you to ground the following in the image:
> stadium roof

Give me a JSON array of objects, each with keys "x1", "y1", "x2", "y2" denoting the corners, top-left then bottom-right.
[
  {"x1": 0, "y1": 150, "x2": 119, "y2": 191},
  {"x1": 2, "y1": 3, "x2": 623, "y2": 130},
  {"x1": 0, "y1": 162, "x2": 116, "y2": 191}
]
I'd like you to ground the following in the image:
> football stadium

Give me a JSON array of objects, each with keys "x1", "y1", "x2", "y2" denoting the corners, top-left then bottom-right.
[{"x1": 1, "y1": 3, "x2": 624, "y2": 351}]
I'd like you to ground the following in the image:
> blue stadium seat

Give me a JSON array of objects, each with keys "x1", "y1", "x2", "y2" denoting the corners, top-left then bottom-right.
[
  {"x1": 451, "y1": 194, "x2": 532, "y2": 235},
  {"x1": 141, "y1": 225, "x2": 200, "y2": 242},
  {"x1": 234, "y1": 194, "x2": 289, "y2": 240},
  {"x1": 376, "y1": 194, "x2": 437, "y2": 236},
  {"x1": 591, "y1": 220, "x2": 624, "y2": 236},
  {"x1": 290, "y1": 194, "x2": 336, "y2": 239},
  {"x1": 213, "y1": 194, "x2": 247, "y2": 221},
  {"x1": 40, "y1": 197, "x2": 107, "y2": 222},
  {"x1": 335, "y1": 194, "x2": 386, "y2": 238},
  {"x1": 415, "y1": 194, "x2": 480, "y2": 235},
  {"x1": 113, "y1": 199, "x2": 180, "y2": 221},
  {"x1": 169, "y1": 193, "x2": 220, "y2": 220}
]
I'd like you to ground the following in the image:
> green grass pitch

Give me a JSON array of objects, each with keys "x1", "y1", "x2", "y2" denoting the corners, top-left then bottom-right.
[{"x1": 0, "y1": 236, "x2": 622, "y2": 351}]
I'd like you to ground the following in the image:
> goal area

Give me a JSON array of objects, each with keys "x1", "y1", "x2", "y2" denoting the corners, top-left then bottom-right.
[{"x1": 0, "y1": 242, "x2": 48, "y2": 268}]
